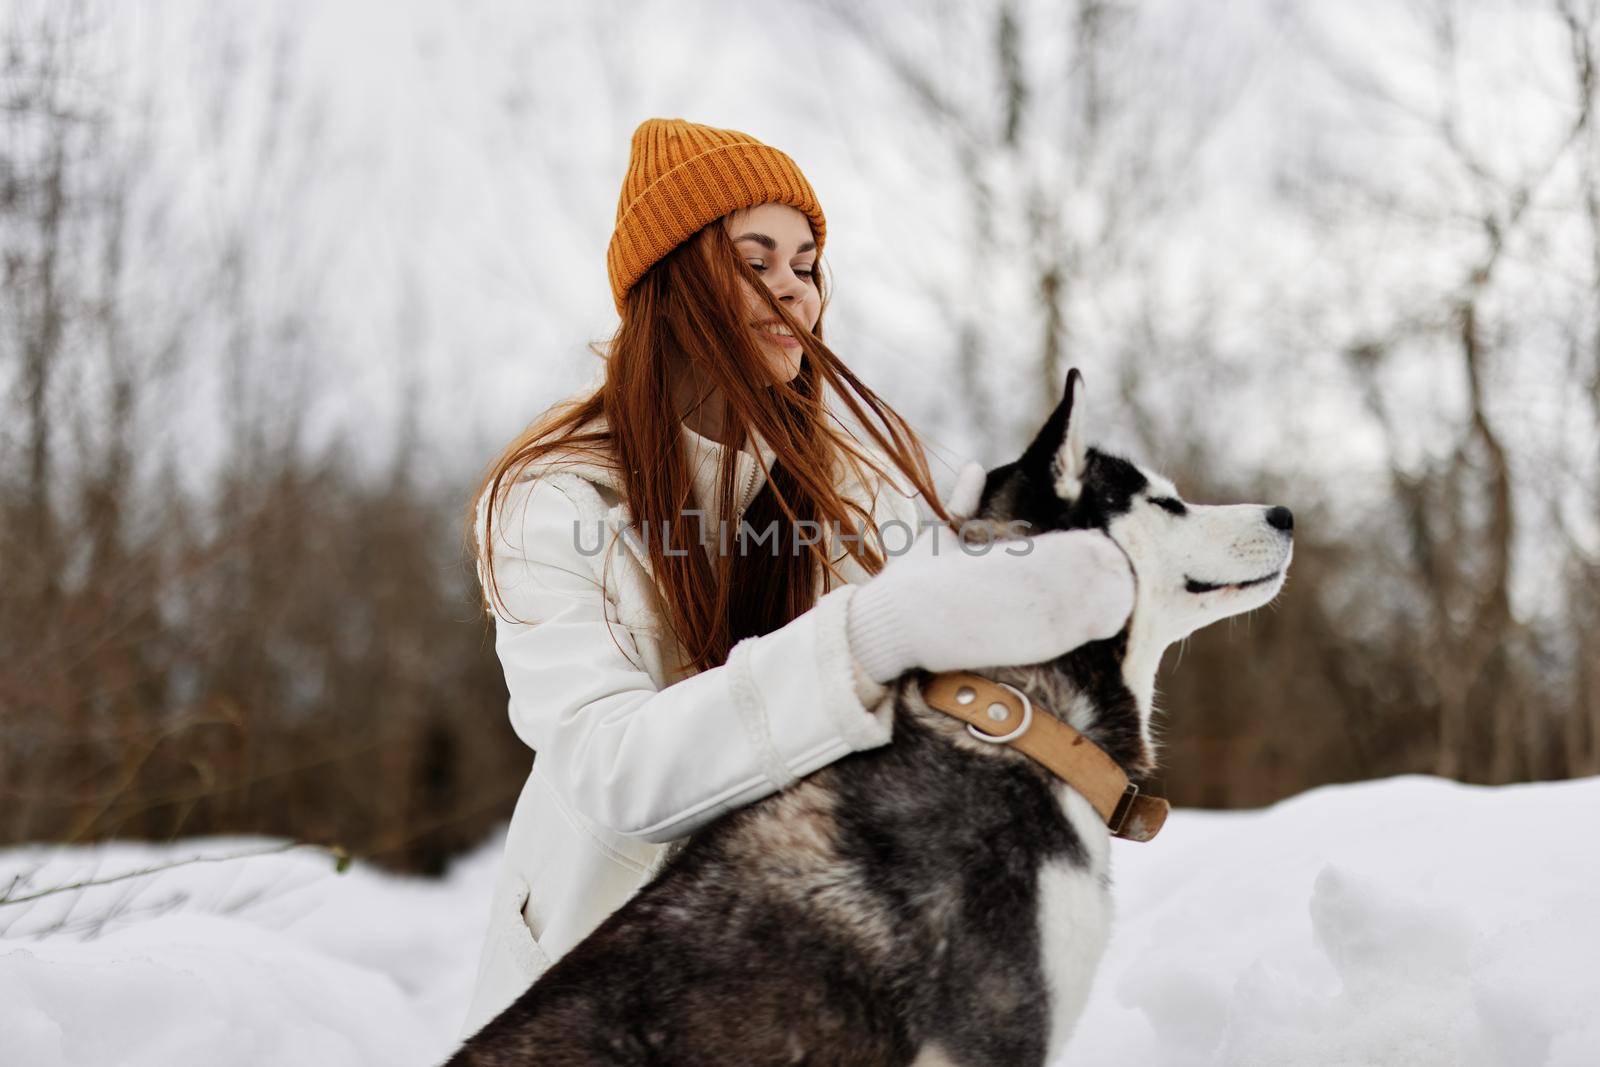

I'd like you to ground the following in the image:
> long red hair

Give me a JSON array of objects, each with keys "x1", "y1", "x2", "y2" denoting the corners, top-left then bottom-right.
[{"x1": 469, "y1": 218, "x2": 952, "y2": 674}]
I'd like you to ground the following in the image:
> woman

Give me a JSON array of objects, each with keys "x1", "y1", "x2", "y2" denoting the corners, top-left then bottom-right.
[{"x1": 459, "y1": 118, "x2": 1134, "y2": 1037}]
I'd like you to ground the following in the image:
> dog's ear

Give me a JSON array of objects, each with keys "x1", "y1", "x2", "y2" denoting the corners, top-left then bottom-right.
[{"x1": 1021, "y1": 368, "x2": 1089, "y2": 503}]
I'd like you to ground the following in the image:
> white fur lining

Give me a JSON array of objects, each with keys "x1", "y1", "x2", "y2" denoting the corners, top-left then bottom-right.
[
  {"x1": 813, "y1": 584, "x2": 895, "y2": 751},
  {"x1": 499, "y1": 874, "x2": 555, "y2": 982},
  {"x1": 726, "y1": 637, "x2": 800, "y2": 793}
]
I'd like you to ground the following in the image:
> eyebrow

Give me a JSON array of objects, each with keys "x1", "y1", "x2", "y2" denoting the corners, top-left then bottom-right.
[{"x1": 732, "y1": 232, "x2": 816, "y2": 254}]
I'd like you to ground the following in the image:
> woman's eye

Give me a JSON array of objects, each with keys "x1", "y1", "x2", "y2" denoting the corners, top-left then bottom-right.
[{"x1": 747, "y1": 258, "x2": 814, "y2": 282}]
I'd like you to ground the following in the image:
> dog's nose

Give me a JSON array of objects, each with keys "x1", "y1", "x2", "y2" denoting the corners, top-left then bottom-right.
[{"x1": 1265, "y1": 506, "x2": 1294, "y2": 533}]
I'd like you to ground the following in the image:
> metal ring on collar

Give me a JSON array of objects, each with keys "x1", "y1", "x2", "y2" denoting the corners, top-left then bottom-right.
[{"x1": 966, "y1": 681, "x2": 1034, "y2": 745}]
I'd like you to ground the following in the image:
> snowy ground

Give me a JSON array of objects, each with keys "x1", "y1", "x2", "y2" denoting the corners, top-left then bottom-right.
[{"x1": 2, "y1": 775, "x2": 1595, "y2": 1066}]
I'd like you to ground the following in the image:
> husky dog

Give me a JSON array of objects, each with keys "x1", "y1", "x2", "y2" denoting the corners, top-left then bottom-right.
[{"x1": 450, "y1": 369, "x2": 1293, "y2": 1067}]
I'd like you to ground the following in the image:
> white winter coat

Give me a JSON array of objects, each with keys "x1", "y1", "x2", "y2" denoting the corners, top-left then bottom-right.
[{"x1": 459, "y1": 415, "x2": 921, "y2": 1037}]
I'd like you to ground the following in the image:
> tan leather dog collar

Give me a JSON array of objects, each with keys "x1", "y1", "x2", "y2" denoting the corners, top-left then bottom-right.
[{"x1": 922, "y1": 671, "x2": 1169, "y2": 843}]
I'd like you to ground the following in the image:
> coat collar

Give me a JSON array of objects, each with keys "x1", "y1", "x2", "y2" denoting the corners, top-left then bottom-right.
[
  {"x1": 522, "y1": 412, "x2": 906, "y2": 584},
  {"x1": 678, "y1": 419, "x2": 780, "y2": 522},
  {"x1": 522, "y1": 414, "x2": 777, "y2": 520}
]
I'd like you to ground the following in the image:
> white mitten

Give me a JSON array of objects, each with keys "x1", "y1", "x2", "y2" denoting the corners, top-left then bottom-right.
[{"x1": 847, "y1": 461, "x2": 1135, "y2": 684}]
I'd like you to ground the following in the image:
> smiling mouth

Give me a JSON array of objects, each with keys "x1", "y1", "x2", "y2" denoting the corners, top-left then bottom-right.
[
  {"x1": 750, "y1": 321, "x2": 801, "y2": 347},
  {"x1": 1184, "y1": 571, "x2": 1281, "y2": 594}
]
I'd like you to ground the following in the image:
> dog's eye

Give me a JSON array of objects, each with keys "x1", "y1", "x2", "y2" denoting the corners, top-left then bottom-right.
[{"x1": 1150, "y1": 496, "x2": 1187, "y2": 516}]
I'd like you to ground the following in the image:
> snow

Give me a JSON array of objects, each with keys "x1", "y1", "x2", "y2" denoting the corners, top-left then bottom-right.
[
  {"x1": 2, "y1": 775, "x2": 1595, "y2": 1066},
  {"x1": 0, "y1": 838, "x2": 500, "y2": 1067},
  {"x1": 1074, "y1": 775, "x2": 1600, "y2": 1066}
]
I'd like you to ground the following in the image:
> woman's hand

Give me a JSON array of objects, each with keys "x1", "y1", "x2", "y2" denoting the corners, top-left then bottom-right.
[{"x1": 847, "y1": 462, "x2": 1135, "y2": 684}]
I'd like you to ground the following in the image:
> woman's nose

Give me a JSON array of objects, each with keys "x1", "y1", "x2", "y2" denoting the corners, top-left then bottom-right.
[{"x1": 767, "y1": 268, "x2": 805, "y2": 299}]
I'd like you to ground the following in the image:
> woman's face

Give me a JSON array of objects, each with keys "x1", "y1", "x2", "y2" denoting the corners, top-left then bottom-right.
[{"x1": 723, "y1": 203, "x2": 820, "y2": 385}]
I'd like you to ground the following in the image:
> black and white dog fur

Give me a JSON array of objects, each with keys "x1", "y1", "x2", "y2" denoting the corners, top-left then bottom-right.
[{"x1": 450, "y1": 369, "x2": 1293, "y2": 1066}]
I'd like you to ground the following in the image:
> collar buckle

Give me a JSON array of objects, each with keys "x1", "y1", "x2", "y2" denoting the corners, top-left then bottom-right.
[
  {"x1": 963, "y1": 681, "x2": 1034, "y2": 745},
  {"x1": 1109, "y1": 782, "x2": 1141, "y2": 837}
]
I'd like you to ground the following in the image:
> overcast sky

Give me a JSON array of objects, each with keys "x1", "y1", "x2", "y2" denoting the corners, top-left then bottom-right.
[{"x1": 13, "y1": 0, "x2": 1595, "y2": 607}]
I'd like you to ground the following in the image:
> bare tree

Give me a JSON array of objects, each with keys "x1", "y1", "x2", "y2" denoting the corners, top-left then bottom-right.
[
  {"x1": 1285, "y1": 0, "x2": 1600, "y2": 783},
  {"x1": 814, "y1": 0, "x2": 1242, "y2": 454},
  {"x1": 0, "y1": 3, "x2": 523, "y2": 873}
]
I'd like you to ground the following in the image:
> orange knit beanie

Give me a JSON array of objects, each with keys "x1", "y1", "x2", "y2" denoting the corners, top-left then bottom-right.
[{"x1": 606, "y1": 118, "x2": 827, "y2": 314}]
